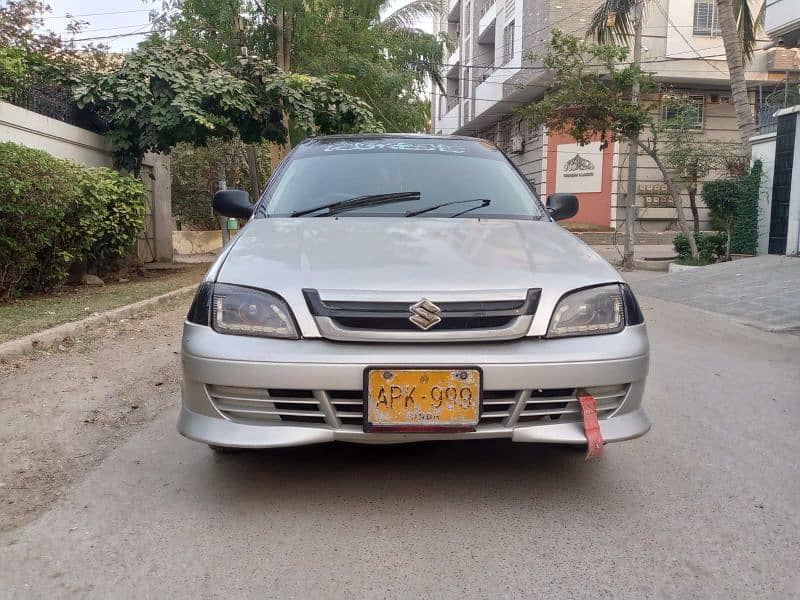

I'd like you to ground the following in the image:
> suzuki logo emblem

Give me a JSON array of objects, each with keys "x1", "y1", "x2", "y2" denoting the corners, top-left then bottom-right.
[{"x1": 409, "y1": 298, "x2": 442, "y2": 330}]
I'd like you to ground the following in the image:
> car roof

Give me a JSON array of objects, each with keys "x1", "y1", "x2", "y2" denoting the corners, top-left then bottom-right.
[{"x1": 301, "y1": 133, "x2": 489, "y2": 144}]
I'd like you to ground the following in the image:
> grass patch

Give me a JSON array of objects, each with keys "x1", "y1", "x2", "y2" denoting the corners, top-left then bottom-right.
[{"x1": 0, "y1": 265, "x2": 206, "y2": 343}]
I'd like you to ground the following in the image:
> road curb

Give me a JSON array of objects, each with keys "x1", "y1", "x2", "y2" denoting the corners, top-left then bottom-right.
[{"x1": 0, "y1": 284, "x2": 197, "y2": 363}]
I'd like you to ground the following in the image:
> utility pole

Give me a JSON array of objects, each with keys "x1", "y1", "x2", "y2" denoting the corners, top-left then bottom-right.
[
  {"x1": 217, "y1": 165, "x2": 230, "y2": 246},
  {"x1": 623, "y1": 0, "x2": 643, "y2": 271}
]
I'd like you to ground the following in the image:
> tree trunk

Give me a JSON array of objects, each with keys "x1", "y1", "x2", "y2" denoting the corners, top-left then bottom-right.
[
  {"x1": 245, "y1": 144, "x2": 261, "y2": 199},
  {"x1": 716, "y1": 0, "x2": 757, "y2": 152},
  {"x1": 641, "y1": 141, "x2": 699, "y2": 259},
  {"x1": 270, "y1": 8, "x2": 293, "y2": 173},
  {"x1": 687, "y1": 182, "x2": 700, "y2": 233}
]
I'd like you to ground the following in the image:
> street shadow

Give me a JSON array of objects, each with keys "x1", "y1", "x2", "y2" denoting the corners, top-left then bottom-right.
[{"x1": 197, "y1": 439, "x2": 624, "y2": 513}]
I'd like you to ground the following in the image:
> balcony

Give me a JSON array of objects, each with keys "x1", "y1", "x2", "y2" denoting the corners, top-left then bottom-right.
[
  {"x1": 478, "y1": 1, "x2": 496, "y2": 43},
  {"x1": 474, "y1": 68, "x2": 504, "y2": 117},
  {"x1": 439, "y1": 102, "x2": 460, "y2": 135},
  {"x1": 445, "y1": 47, "x2": 460, "y2": 78},
  {"x1": 448, "y1": 0, "x2": 461, "y2": 21}
]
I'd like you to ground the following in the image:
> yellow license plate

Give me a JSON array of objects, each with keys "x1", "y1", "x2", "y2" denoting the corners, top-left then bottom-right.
[{"x1": 365, "y1": 368, "x2": 481, "y2": 431}]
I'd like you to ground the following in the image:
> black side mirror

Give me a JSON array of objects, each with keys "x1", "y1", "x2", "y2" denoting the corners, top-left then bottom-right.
[
  {"x1": 213, "y1": 189, "x2": 253, "y2": 219},
  {"x1": 546, "y1": 193, "x2": 579, "y2": 221}
]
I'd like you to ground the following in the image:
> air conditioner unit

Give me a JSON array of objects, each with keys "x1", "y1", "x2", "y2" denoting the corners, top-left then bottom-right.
[
  {"x1": 767, "y1": 48, "x2": 800, "y2": 72},
  {"x1": 509, "y1": 134, "x2": 524, "y2": 154}
]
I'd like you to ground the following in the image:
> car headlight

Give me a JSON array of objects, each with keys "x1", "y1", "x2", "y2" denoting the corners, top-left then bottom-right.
[
  {"x1": 186, "y1": 282, "x2": 299, "y2": 339},
  {"x1": 547, "y1": 284, "x2": 629, "y2": 338},
  {"x1": 212, "y1": 284, "x2": 299, "y2": 338}
]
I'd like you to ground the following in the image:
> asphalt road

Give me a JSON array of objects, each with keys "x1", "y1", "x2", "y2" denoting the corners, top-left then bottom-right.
[{"x1": 1, "y1": 293, "x2": 799, "y2": 599}]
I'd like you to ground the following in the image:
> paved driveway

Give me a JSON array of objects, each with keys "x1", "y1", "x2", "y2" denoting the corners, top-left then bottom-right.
[
  {"x1": 632, "y1": 255, "x2": 800, "y2": 332},
  {"x1": 1, "y1": 292, "x2": 798, "y2": 598}
]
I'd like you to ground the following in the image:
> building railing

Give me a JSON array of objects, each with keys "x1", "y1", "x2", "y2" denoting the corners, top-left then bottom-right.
[
  {"x1": 0, "y1": 75, "x2": 108, "y2": 134},
  {"x1": 757, "y1": 104, "x2": 779, "y2": 134},
  {"x1": 757, "y1": 83, "x2": 800, "y2": 134},
  {"x1": 479, "y1": 0, "x2": 495, "y2": 18}
]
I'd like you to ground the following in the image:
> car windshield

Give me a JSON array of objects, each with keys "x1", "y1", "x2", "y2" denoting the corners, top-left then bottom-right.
[{"x1": 260, "y1": 138, "x2": 544, "y2": 219}]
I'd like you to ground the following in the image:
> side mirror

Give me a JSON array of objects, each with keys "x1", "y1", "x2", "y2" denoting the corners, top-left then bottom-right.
[
  {"x1": 546, "y1": 193, "x2": 579, "y2": 221},
  {"x1": 213, "y1": 189, "x2": 253, "y2": 219}
]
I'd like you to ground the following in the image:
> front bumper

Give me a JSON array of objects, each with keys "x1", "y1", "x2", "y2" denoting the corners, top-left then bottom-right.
[{"x1": 179, "y1": 322, "x2": 650, "y2": 448}]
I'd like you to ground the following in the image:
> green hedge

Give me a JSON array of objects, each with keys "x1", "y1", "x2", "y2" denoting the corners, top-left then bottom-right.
[
  {"x1": 702, "y1": 161, "x2": 761, "y2": 256},
  {"x1": 0, "y1": 142, "x2": 146, "y2": 299}
]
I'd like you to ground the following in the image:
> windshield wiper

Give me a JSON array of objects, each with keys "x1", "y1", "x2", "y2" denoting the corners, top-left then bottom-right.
[
  {"x1": 405, "y1": 198, "x2": 491, "y2": 218},
  {"x1": 290, "y1": 191, "x2": 421, "y2": 217}
]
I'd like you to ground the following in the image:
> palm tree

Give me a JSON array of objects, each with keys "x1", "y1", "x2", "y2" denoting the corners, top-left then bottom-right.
[
  {"x1": 587, "y1": 0, "x2": 765, "y2": 150},
  {"x1": 365, "y1": 0, "x2": 452, "y2": 95},
  {"x1": 716, "y1": 0, "x2": 764, "y2": 146},
  {"x1": 382, "y1": 0, "x2": 443, "y2": 29}
]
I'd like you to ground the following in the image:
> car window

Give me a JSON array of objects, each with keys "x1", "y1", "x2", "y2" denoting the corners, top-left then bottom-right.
[{"x1": 260, "y1": 139, "x2": 544, "y2": 219}]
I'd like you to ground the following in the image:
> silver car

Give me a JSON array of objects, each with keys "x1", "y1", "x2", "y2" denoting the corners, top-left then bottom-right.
[{"x1": 179, "y1": 134, "x2": 650, "y2": 452}]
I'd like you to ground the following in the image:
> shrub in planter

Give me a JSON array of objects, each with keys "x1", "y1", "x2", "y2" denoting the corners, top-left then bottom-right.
[
  {"x1": 673, "y1": 231, "x2": 727, "y2": 264},
  {"x1": 0, "y1": 142, "x2": 146, "y2": 299}
]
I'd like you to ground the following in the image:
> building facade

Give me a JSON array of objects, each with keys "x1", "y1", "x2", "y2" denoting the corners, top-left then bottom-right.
[
  {"x1": 752, "y1": 0, "x2": 800, "y2": 256},
  {"x1": 431, "y1": 0, "x2": 792, "y2": 233}
]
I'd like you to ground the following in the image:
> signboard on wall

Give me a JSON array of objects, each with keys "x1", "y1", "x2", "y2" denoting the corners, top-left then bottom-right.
[{"x1": 554, "y1": 142, "x2": 604, "y2": 193}]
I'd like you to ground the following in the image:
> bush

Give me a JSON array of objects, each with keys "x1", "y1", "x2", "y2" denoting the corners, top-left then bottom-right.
[
  {"x1": 77, "y1": 167, "x2": 147, "y2": 273},
  {"x1": 673, "y1": 231, "x2": 728, "y2": 263},
  {"x1": 730, "y1": 161, "x2": 760, "y2": 255},
  {"x1": 0, "y1": 142, "x2": 146, "y2": 299},
  {"x1": 702, "y1": 161, "x2": 761, "y2": 256}
]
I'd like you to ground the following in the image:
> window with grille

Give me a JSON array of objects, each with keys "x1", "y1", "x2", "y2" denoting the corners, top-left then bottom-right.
[
  {"x1": 693, "y1": 0, "x2": 720, "y2": 36},
  {"x1": 503, "y1": 21, "x2": 515, "y2": 64},
  {"x1": 662, "y1": 95, "x2": 705, "y2": 130}
]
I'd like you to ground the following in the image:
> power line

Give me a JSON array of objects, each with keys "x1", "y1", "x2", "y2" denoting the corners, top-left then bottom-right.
[
  {"x1": 66, "y1": 23, "x2": 155, "y2": 34},
  {"x1": 43, "y1": 9, "x2": 152, "y2": 20},
  {"x1": 69, "y1": 27, "x2": 165, "y2": 43}
]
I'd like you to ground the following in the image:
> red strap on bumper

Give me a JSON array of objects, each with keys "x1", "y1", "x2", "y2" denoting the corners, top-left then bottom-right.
[{"x1": 578, "y1": 395, "x2": 604, "y2": 459}]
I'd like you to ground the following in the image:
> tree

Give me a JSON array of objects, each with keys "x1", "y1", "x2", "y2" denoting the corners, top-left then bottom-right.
[
  {"x1": 0, "y1": 0, "x2": 117, "y2": 86},
  {"x1": 518, "y1": 31, "x2": 700, "y2": 259},
  {"x1": 716, "y1": 0, "x2": 762, "y2": 148},
  {"x1": 660, "y1": 97, "x2": 745, "y2": 233},
  {"x1": 162, "y1": 0, "x2": 451, "y2": 137},
  {"x1": 587, "y1": 0, "x2": 764, "y2": 151},
  {"x1": 73, "y1": 39, "x2": 380, "y2": 172}
]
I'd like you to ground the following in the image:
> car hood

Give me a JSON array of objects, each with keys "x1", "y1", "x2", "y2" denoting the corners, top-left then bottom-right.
[
  {"x1": 218, "y1": 217, "x2": 619, "y2": 292},
  {"x1": 215, "y1": 218, "x2": 620, "y2": 336}
]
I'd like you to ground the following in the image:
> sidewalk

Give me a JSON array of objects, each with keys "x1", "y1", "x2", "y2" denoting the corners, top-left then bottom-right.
[
  {"x1": 591, "y1": 244, "x2": 676, "y2": 267},
  {"x1": 631, "y1": 255, "x2": 800, "y2": 332}
]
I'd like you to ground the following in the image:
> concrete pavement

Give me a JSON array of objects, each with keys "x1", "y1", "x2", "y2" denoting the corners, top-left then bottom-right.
[
  {"x1": 1, "y1": 294, "x2": 798, "y2": 598},
  {"x1": 632, "y1": 255, "x2": 800, "y2": 332}
]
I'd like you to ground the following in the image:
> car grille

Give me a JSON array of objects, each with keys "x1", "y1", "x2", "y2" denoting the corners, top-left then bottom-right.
[
  {"x1": 302, "y1": 288, "x2": 541, "y2": 342},
  {"x1": 207, "y1": 385, "x2": 629, "y2": 427}
]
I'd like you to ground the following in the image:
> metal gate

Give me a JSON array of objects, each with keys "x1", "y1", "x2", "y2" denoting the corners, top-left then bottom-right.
[
  {"x1": 137, "y1": 164, "x2": 156, "y2": 263},
  {"x1": 769, "y1": 114, "x2": 796, "y2": 254}
]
